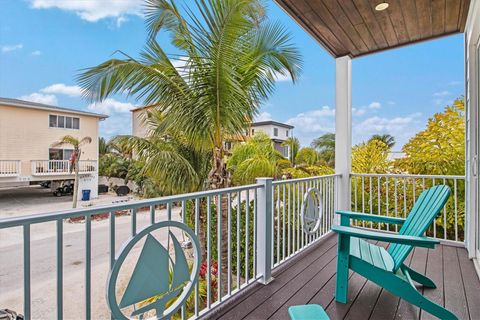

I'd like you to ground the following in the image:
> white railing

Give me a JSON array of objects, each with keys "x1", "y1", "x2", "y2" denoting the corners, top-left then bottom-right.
[
  {"x1": 0, "y1": 174, "x2": 339, "y2": 320},
  {"x1": 272, "y1": 174, "x2": 340, "y2": 267},
  {"x1": 350, "y1": 173, "x2": 466, "y2": 244},
  {"x1": 0, "y1": 160, "x2": 21, "y2": 177},
  {"x1": 31, "y1": 160, "x2": 96, "y2": 175}
]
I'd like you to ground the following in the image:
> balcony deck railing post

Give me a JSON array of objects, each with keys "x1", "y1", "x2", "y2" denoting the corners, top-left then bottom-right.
[{"x1": 256, "y1": 177, "x2": 274, "y2": 285}]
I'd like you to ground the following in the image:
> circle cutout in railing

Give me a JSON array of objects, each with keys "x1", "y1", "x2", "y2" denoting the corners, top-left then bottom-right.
[
  {"x1": 300, "y1": 187, "x2": 323, "y2": 235},
  {"x1": 106, "y1": 221, "x2": 201, "y2": 320}
]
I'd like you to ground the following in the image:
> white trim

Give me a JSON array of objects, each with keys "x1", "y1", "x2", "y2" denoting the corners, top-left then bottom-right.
[{"x1": 335, "y1": 56, "x2": 352, "y2": 214}]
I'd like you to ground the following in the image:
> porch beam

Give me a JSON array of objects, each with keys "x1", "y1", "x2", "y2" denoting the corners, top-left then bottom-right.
[{"x1": 335, "y1": 56, "x2": 352, "y2": 213}]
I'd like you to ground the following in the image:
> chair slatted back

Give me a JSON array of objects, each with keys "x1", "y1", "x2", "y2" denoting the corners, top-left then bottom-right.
[{"x1": 388, "y1": 185, "x2": 450, "y2": 271}]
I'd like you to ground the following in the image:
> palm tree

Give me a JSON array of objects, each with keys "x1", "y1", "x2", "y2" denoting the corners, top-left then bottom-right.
[
  {"x1": 51, "y1": 136, "x2": 92, "y2": 208},
  {"x1": 78, "y1": 0, "x2": 301, "y2": 190},
  {"x1": 98, "y1": 137, "x2": 110, "y2": 156},
  {"x1": 282, "y1": 137, "x2": 300, "y2": 165},
  {"x1": 369, "y1": 134, "x2": 395, "y2": 149},
  {"x1": 311, "y1": 133, "x2": 335, "y2": 167},
  {"x1": 227, "y1": 132, "x2": 284, "y2": 185},
  {"x1": 78, "y1": 0, "x2": 301, "y2": 296}
]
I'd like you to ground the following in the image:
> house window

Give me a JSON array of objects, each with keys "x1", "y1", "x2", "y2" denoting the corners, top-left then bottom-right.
[
  {"x1": 58, "y1": 116, "x2": 65, "y2": 128},
  {"x1": 49, "y1": 148, "x2": 74, "y2": 160},
  {"x1": 49, "y1": 115, "x2": 57, "y2": 127},
  {"x1": 286, "y1": 130, "x2": 289, "y2": 137},
  {"x1": 274, "y1": 128, "x2": 278, "y2": 136},
  {"x1": 49, "y1": 114, "x2": 80, "y2": 129},
  {"x1": 251, "y1": 129, "x2": 255, "y2": 135}
]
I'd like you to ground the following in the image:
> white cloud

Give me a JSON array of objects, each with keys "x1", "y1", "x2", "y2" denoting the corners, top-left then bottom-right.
[
  {"x1": 448, "y1": 81, "x2": 462, "y2": 86},
  {"x1": 255, "y1": 111, "x2": 272, "y2": 122},
  {"x1": 433, "y1": 90, "x2": 450, "y2": 97},
  {"x1": 18, "y1": 92, "x2": 58, "y2": 105},
  {"x1": 31, "y1": 50, "x2": 42, "y2": 56},
  {"x1": 87, "y1": 98, "x2": 134, "y2": 115},
  {"x1": 286, "y1": 106, "x2": 335, "y2": 145},
  {"x1": 352, "y1": 113, "x2": 423, "y2": 148},
  {"x1": 352, "y1": 107, "x2": 366, "y2": 116},
  {"x1": 387, "y1": 101, "x2": 396, "y2": 105},
  {"x1": 99, "y1": 112, "x2": 132, "y2": 138},
  {"x1": 41, "y1": 83, "x2": 82, "y2": 97},
  {"x1": 368, "y1": 101, "x2": 381, "y2": 109},
  {"x1": 29, "y1": 0, "x2": 142, "y2": 24},
  {"x1": 274, "y1": 72, "x2": 291, "y2": 82},
  {"x1": 1, "y1": 43, "x2": 23, "y2": 53}
]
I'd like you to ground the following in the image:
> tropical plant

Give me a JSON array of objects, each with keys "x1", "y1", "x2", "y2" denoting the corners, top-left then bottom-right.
[
  {"x1": 282, "y1": 137, "x2": 300, "y2": 164},
  {"x1": 369, "y1": 134, "x2": 396, "y2": 149},
  {"x1": 311, "y1": 133, "x2": 335, "y2": 167},
  {"x1": 98, "y1": 137, "x2": 111, "y2": 156},
  {"x1": 51, "y1": 135, "x2": 92, "y2": 208},
  {"x1": 395, "y1": 98, "x2": 465, "y2": 176},
  {"x1": 78, "y1": 0, "x2": 302, "y2": 296},
  {"x1": 227, "y1": 132, "x2": 285, "y2": 185},
  {"x1": 295, "y1": 147, "x2": 318, "y2": 166},
  {"x1": 351, "y1": 139, "x2": 391, "y2": 174}
]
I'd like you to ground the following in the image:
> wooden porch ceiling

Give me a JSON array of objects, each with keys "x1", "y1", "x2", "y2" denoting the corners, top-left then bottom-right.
[{"x1": 274, "y1": 0, "x2": 471, "y2": 58}]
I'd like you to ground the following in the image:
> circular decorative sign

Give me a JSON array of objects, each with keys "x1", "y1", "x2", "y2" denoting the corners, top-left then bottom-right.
[
  {"x1": 106, "y1": 221, "x2": 201, "y2": 320},
  {"x1": 300, "y1": 187, "x2": 323, "y2": 235}
]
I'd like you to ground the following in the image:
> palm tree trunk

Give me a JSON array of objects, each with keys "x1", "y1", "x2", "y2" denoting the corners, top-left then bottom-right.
[
  {"x1": 208, "y1": 146, "x2": 229, "y2": 298},
  {"x1": 72, "y1": 151, "x2": 80, "y2": 209}
]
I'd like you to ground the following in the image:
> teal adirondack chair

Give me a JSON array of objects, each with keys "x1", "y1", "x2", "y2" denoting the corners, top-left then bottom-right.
[{"x1": 332, "y1": 185, "x2": 457, "y2": 319}]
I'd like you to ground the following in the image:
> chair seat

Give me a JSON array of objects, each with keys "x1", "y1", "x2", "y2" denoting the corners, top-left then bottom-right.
[
  {"x1": 350, "y1": 237, "x2": 394, "y2": 272},
  {"x1": 288, "y1": 304, "x2": 330, "y2": 320}
]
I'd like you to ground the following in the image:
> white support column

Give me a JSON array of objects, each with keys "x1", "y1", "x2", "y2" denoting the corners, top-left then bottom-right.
[
  {"x1": 256, "y1": 177, "x2": 274, "y2": 284},
  {"x1": 335, "y1": 56, "x2": 352, "y2": 215}
]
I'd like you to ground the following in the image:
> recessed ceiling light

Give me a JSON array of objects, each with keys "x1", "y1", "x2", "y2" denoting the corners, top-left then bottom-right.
[{"x1": 375, "y1": 2, "x2": 389, "y2": 11}]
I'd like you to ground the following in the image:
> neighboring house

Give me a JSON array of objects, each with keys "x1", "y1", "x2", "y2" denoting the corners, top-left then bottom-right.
[
  {"x1": 132, "y1": 107, "x2": 294, "y2": 159},
  {"x1": 248, "y1": 121, "x2": 294, "y2": 158},
  {"x1": 131, "y1": 105, "x2": 151, "y2": 138},
  {"x1": 0, "y1": 98, "x2": 107, "y2": 199},
  {"x1": 387, "y1": 151, "x2": 406, "y2": 161}
]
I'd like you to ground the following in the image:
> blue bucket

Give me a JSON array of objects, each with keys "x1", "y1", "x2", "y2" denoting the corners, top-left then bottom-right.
[{"x1": 82, "y1": 189, "x2": 91, "y2": 201}]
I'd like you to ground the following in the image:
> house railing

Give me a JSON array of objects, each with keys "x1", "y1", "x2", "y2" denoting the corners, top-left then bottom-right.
[
  {"x1": 0, "y1": 174, "x2": 339, "y2": 319},
  {"x1": 0, "y1": 160, "x2": 21, "y2": 177},
  {"x1": 350, "y1": 173, "x2": 466, "y2": 244},
  {"x1": 30, "y1": 160, "x2": 97, "y2": 176}
]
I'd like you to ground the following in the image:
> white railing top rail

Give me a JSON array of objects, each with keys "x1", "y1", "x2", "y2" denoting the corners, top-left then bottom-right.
[
  {"x1": 350, "y1": 172, "x2": 465, "y2": 179},
  {"x1": 272, "y1": 173, "x2": 341, "y2": 185},
  {"x1": 0, "y1": 183, "x2": 263, "y2": 229}
]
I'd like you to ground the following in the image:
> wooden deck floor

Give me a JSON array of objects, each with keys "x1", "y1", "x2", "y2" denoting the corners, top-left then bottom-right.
[{"x1": 206, "y1": 233, "x2": 480, "y2": 320}]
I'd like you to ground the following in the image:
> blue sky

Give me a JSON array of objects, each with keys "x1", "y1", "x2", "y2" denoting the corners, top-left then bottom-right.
[{"x1": 0, "y1": 0, "x2": 465, "y2": 149}]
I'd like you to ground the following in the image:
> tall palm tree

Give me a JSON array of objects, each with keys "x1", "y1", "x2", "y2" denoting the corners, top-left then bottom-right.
[
  {"x1": 51, "y1": 136, "x2": 92, "y2": 208},
  {"x1": 282, "y1": 137, "x2": 300, "y2": 165},
  {"x1": 369, "y1": 134, "x2": 395, "y2": 149},
  {"x1": 311, "y1": 133, "x2": 335, "y2": 167},
  {"x1": 78, "y1": 0, "x2": 301, "y2": 190},
  {"x1": 78, "y1": 0, "x2": 301, "y2": 296}
]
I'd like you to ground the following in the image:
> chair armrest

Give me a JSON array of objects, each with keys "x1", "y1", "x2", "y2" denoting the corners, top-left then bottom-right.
[
  {"x1": 336, "y1": 211, "x2": 406, "y2": 225},
  {"x1": 332, "y1": 225, "x2": 439, "y2": 249}
]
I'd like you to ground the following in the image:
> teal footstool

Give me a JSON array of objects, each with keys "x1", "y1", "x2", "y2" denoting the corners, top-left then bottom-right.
[{"x1": 288, "y1": 304, "x2": 330, "y2": 320}]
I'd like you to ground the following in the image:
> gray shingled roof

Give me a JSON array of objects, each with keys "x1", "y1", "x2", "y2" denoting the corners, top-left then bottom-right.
[{"x1": 0, "y1": 97, "x2": 108, "y2": 119}]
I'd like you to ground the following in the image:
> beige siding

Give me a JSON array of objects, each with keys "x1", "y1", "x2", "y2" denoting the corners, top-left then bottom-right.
[
  {"x1": 132, "y1": 109, "x2": 150, "y2": 138},
  {"x1": 0, "y1": 104, "x2": 99, "y2": 176}
]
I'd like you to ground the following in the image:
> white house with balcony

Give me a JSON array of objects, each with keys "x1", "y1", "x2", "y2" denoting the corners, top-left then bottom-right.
[
  {"x1": 248, "y1": 120, "x2": 294, "y2": 158},
  {"x1": 0, "y1": 97, "x2": 107, "y2": 198}
]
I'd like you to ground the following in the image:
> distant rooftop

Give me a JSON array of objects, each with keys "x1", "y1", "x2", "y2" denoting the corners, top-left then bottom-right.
[
  {"x1": 0, "y1": 97, "x2": 108, "y2": 119},
  {"x1": 251, "y1": 120, "x2": 294, "y2": 129}
]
